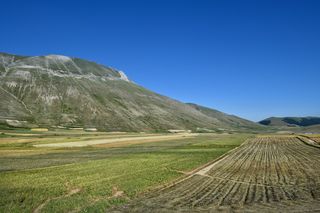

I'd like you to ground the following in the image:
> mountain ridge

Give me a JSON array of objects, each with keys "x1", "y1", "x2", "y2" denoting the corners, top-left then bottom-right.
[{"x1": 259, "y1": 116, "x2": 320, "y2": 127}]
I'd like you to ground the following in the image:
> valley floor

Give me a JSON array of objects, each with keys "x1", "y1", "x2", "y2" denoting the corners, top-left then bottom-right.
[
  {"x1": 0, "y1": 130, "x2": 249, "y2": 212},
  {"x1": 113, "y1": 135, "x2": 320, "y2": 212},
  {"x1": 1, "y1": 130, "x2": 319, "y2": 212}
]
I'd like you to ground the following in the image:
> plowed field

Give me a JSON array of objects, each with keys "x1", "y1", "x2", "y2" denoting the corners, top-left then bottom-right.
[{"x1": 116, "y1": 136, "x2": 320, "y2": 212}]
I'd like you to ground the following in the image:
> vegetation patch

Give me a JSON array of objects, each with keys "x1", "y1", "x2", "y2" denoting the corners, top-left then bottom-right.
[{"x1": 0, "y1": 132, "x2": 249, "y2": 212}]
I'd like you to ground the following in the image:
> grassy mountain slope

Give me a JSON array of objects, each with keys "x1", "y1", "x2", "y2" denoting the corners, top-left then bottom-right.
[
  {"x1": 0, "y1": 52, "x2": 260, "y2": 132},
  {"x1": 186, "y1": 103, "x2": 265, "y2": 131}
]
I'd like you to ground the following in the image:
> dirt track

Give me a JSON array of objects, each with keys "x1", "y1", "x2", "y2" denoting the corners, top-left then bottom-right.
[
  {"x1": 114, "y1": 136, "x2": 320, "y2": 212},
  {"x1": 34, "y1": 133, "x2": 198, "y2": 148}
]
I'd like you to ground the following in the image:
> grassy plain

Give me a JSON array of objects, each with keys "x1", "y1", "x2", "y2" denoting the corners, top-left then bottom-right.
[{"x1": 0, "y1": 129, "x2": 250, "y2": 212}]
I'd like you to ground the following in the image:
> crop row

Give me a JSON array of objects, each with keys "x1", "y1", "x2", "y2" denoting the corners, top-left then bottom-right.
[{"x1": 127, "y1": 136, "x2": 320, "y2": 212}]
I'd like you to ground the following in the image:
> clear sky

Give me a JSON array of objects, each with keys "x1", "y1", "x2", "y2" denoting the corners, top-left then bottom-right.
[{"x1": 1, "y1": 0, "x2": 319, "y2": 121}]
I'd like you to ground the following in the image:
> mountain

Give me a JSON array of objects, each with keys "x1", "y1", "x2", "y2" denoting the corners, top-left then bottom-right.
[
  {"x1": 0, "y1": 52, "x2": 262, "y2": 132},
  {"x1": 259, "y1": 117, "x2": 320, "y2": 127},
  {"x1": 186, "y1": 103, "x2": 263, "y2": 131}
]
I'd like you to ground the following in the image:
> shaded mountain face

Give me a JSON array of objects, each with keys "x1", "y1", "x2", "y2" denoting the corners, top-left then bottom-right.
[
  {"x1": 0, "y1": 52, "x2": 261, "y2": 132},
  {"x1": 259, "y1": 117, "x2": 320, "y2": 127}
]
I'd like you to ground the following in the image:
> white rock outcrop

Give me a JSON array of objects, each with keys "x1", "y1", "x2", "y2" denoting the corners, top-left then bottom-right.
[{"x1": 118, "y1": 71, "x2": 130, "y2": 82}]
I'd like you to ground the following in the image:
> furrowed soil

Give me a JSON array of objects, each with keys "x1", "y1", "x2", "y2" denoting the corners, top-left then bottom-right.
[
  {"x1": 113, "y1": 136, "x2": 320, "y2": 212},
  {"x1": 308, "y1": 136, "x2": 320, "y2": 145}
]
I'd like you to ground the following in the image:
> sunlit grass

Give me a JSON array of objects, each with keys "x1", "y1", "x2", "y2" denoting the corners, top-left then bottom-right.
[{"x1": 0, "y1": 132, "x2": 250, "y2": 212}]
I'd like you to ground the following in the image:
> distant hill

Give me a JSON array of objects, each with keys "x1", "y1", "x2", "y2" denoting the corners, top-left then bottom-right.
[
  {"x1": 0, "y1": 52, "x2": 262, "y2": 132},
  {"x1": 259, "y1": 117, "x2": 320, "y2": 127}
]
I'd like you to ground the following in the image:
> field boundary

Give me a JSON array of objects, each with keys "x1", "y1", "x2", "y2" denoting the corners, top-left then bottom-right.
[
  {"x1": 297, "y1": 136, "x2": 320, "y2": 149},
  {"x1": 145, "y1": 137, "x2": 253, "y2": 194},
  {"x1": 33, "y1": 133, "x2": 198, "y2": 148},
  {"x1": 121, "y1": 136, "x2": 320, "y2": 212}
]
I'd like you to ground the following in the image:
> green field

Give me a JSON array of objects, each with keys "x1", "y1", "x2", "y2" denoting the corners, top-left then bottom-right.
[{"x1": 0, "y1": 130, "x2": 250, "y2": 212}]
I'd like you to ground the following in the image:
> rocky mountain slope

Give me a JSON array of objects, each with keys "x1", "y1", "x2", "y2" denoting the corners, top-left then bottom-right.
[{"x1": 0, "y1": 52, "x2": 263, "y2": 132}]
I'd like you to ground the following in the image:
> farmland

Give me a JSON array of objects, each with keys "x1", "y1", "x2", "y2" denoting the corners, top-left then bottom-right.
[
  {"x1": 116, "y1": 136, "x2": 320, "y2": 212},
  {"x1": 0, "y1": 130, "x2": 250, "y2": 212},
  {"x1": 306, "y1": 135, "x2": 320, "y2": 145},
  {"x1": 2, "y1": 130, "x2": 320, "y2": 212}
]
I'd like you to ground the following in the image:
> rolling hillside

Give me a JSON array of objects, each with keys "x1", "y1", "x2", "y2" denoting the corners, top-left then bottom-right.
[
  {"x1": 0, "y1": 52, "x2": 263, "y2": 132},
  {"x1": 259, "y1": 116, "x2": 320, "y2": 127}
]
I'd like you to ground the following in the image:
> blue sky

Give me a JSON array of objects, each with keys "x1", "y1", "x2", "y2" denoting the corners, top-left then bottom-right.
[{"x1": 1, "y1": 0, "x2": 319, "y2": 121}]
